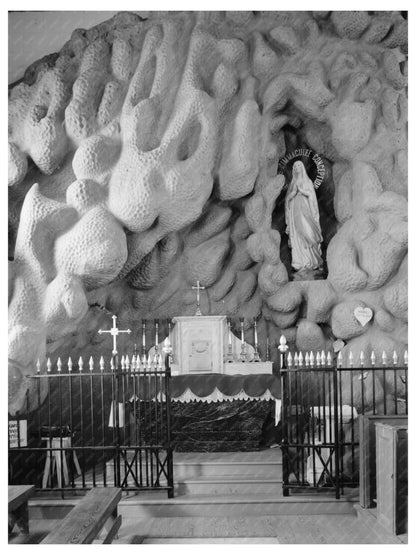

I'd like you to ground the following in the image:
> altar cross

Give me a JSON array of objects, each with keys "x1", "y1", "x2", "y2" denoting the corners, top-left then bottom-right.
[
  {"x1": 98, "y1": 315, "x2": 131, "y2": 355},
  {"x1": 192, "y1": 280, "x2": 205, "y2": 316}
]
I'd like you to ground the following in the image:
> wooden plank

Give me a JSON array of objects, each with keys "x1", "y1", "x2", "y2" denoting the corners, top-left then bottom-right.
[
  {"x1": 8, "y1": 485, "x2": 35, "y2": 512},
  {"x1": 9, "y1": 485, "x2": 35, "y2": 535},
  {"x1": 102, "y1": 514, "x2": 122, "y2": 544},
  {"x1": 41, "y1": 488, "x2": 122, "y2": 544}
]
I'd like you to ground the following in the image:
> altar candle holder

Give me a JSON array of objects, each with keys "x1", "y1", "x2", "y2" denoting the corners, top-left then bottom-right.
[
  {"x1": 141, "y1": 319, "x2": 147, "y2": 357},
  {"x1": 278, "y1": 335, "x2": 289, "y2": 369},
  {"x1": 252, "y1": 318, "x2": 261, "y2": 362},
  {"x1": 163, "y1": 334, "x2": 173, "y2": 369},
  {"x1": 154, "y1": 319, "x2": 159, "y2": 354},
  {"x1": 226, "y1": 318, "x2": 234, "y2": 363},
  {"x1": 239, "y1": 318, "x2": 247, "y2": 362}
]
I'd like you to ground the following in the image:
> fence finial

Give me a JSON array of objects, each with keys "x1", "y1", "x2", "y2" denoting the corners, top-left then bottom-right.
[
  {"x1": 57, "y1": 357, "x2": 62, "y2": 372},
  {"x1": 359, "y1": 351, "x2": 365, "y2": 367},
  {"x1": 326, "y1": 351, "x2": 332, "y2": 367},
  {"x1": 47, "y1": 358, "x2": 52, "y2": 373},
  {"x1": 370, "y1": 351, "x2": 376, "y2": 366},
  {"x1": 337, "y1": 351, "x2": 343, "y2": 367},
  {"x1": 78, "y1": 356, "x2": 83, "y2": 372},
  {"x1": 147, "y1": 353, "x2": 152, "y2": 368},
  {"x1": 349, "y1": 351, "x2": 354, "y2": 368},
  {"x1": 404, "y1": 350, "x2": 408, "y2": 366},
  {"x1": 305, "y1": 352, "x2": 310, "y2": 367},
  {"x1": 68, "y1": 357, "x2": 73, "y2": 372},
  {"x1": 316, "y1": 352, "x2": 321, "y2": 367},
  {"x1": 99, "y1": 356, "x2": 105, "y2": 371},
  {"x1": 36, "y1": 359, "x2": 41, "y2": 373},
  {"x1": 309, "y1": 351, "x2": 314, "y2": 367},
  {"x1": 125, "y1": 355, "x2": 130, "y2": 371},
  {"x1": 321, "y1": 350, "x2": 325, "y2": 364},
  {"x1": 294, "y1": 353, "x2": 299, "y2": 367},
  {"x1": 287, "y1": 352, "x2": 293, "y2": 368},
  {"x1": 382, "y1": 351, "x2": 387, "y2": 366},
  {"x1": 298, "y1": 352, "x2": 303, "y2": 366},
  {"x1": 121, "y1": 356, "x2": 125, "y2": 370},
  {"x1": 131, "y1": 354, "x2": 136, "y2": 371},
  {"x1": 393, "y1": 351, "x2": 398, "y2": 366},
  {"x1": 158, "y1": 353, "x2": 163, "y2": 369},
  {"x1": 89, "y1": 356, "x2": 94, "y2": 372}
]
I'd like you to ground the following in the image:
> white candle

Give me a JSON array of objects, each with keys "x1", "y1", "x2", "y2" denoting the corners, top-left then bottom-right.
[
  {"x1": 240, "y1": 319, "x2": 245, "y2": 344},
  {"x1": 228, "y1": 320, "x2": 232, "y2": 346},
  {"x1": 254, "y1": 320, "x2": 258, "y2": 345}
]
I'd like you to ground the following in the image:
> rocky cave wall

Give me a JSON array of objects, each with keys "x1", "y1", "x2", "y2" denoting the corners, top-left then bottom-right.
[{"x1": 8, "y1": 11, "x2": 408, "y2": 413}]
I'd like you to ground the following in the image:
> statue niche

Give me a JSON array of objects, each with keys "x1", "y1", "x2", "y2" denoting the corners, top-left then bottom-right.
[{"x1": 284, "y1": 160, "x2": 323, "y2": 280}]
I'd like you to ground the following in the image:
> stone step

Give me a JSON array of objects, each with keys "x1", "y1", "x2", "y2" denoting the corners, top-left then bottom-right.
[
  {"x1": 29, "y1": 491, "x2": 355, "y2": 520},
  {"x1": 118, "y1": 492, "x2": 355, "y2": 518},
  {"x1": 138, "y1": 537, "x2": 280, "y2": 544},
  {"x1": 176, "y1": 476, "x2": 282, "y2": 496},
  {"x1": 174, "y1": 460, "x2": 281, "y2": 479}
]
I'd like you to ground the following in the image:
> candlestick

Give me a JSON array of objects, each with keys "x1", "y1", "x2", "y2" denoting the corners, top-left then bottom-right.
[
  {"x1": 239, "y1": 318, "x2": 247, "y2": 362},
  {"x1": 155, "y1": 319, "x2": 159, "y2": 353},
  {"x1": 226, "y1": 318, "x2": 234, "y2": 363},
  {"x1": 266, "y1": 337, "x2": 270, "y2": 361},
  {"x1": 142, "y1": 319, "x2": 146, "y2": 356},
  {"x1": 278, "y1": 335, "x2": 289, "y2": 369},
  {"x1": 252, "y1": 318, "x2": 260, "y2": 362}
]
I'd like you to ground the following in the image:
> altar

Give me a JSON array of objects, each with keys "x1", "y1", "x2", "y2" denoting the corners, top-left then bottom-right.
[
  {"x1": 140, "y1": 313, "x2": 279, "y2": 450},
  {"x1": 152, "y1": 314, "x2": 273, "y2": 378}
]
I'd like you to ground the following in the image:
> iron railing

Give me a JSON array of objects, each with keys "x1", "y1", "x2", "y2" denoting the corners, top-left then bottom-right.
[
  {"x1": 8, "y1": 355, "x2": 174, "y2": 498},
  {"x1": 280, "y1": 362, "x2": 408, "y2": 498}
]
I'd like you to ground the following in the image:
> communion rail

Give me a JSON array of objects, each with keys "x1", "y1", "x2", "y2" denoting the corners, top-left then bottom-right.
[
  {"x1": 8, "y1": 356, "x2": 174, "y2": 498},
  {"x1": 280, "y1": 360, "x2": 408, "y2": 499}
]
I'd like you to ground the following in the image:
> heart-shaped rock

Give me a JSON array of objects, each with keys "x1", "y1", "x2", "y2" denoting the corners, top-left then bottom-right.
[
  {"x1": 354, "y1": 307, "x2": 373, "y2": 327},
  {"x1": 333, "y1": 339, "x2": 345, "y2": 353}
]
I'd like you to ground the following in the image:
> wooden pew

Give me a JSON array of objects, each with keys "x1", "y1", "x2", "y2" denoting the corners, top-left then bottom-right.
[
  {"x1": 8, "y1": 485, "x2": 35, "y2": 535},
  {"x1": 41, "y1": 488, "x2": 122, "y2": 544}
]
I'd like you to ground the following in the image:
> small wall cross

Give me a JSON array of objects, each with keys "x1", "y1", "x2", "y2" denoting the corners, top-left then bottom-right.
[
  {"x1": 98, "y1": 315, "x2": 131, "y2": 355},
  {"x1": 192, "y1": 280, "x2": 205, "y2": 316}
]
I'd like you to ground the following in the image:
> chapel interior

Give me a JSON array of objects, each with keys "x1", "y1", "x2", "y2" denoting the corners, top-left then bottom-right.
[{"x1": 8, "y1": 9, "x2": 408, "y2": 545}]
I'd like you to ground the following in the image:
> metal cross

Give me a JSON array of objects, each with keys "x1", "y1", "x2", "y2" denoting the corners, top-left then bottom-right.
[
  {"x1": 98, "y1": 315, "x2": 131, "y2": 355},
  {"x1": 192, "y1": 280, "x2": 205, "y2": 316}
]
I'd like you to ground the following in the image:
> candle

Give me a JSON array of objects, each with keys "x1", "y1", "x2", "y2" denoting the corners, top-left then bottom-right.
[
  {"x1": 240, "y1": 318, "x2": 245, "y2": 344},
  {"x1": 254, "y1": 319, "x2": 258, "y2": 346},
  {"x1": 228, "y1": 319, "x2": 232, "y2": 346},
  {"x1": 142, "y1": 320, "x2": 146, "y2": 350}
]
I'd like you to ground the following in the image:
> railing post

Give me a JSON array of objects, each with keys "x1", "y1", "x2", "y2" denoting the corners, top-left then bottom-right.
[
  {"x1": 164, "y1": 352, "x2": 174, "y2": 498},
  {"x1": 333, "y1": 366, "x2": 340, "y2": 499},
  {"x1": 280, "y1": 366, "x2": 290, "y2": 497}
]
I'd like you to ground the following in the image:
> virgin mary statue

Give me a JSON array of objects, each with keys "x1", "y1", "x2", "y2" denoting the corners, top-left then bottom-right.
[{"x1": 285, "y1": 160, "x2": 323, "y2": 272}]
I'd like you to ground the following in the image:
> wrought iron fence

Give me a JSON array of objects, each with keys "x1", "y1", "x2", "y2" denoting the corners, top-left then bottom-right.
[
  {"x1": 8, "y1": 355, "x2": 174, "y2": 498},
  {"x1": 280, "y1": 348, "x2": 408, "y2": 499}
]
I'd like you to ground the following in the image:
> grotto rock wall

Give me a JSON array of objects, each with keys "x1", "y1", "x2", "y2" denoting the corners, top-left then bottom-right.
[{"x1": 8, "y1": 11, "x2": 407, "y2": 413}]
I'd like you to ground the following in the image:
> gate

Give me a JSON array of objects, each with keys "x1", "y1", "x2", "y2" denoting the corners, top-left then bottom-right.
[
  {"x1": 280, "y1": 357, "x2": 408, "y2": 498},
  {"x1": 8, "y1": 356, "x2": 174, "y2": 498}
]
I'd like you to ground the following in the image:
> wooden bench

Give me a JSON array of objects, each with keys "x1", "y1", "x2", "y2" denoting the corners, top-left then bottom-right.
[
  {"x1": 41, "y1": 488, "x2": 122, "y2": 544},
  {"x1": 8, "y1": 485, "x2": 35, "y2": 535}
]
